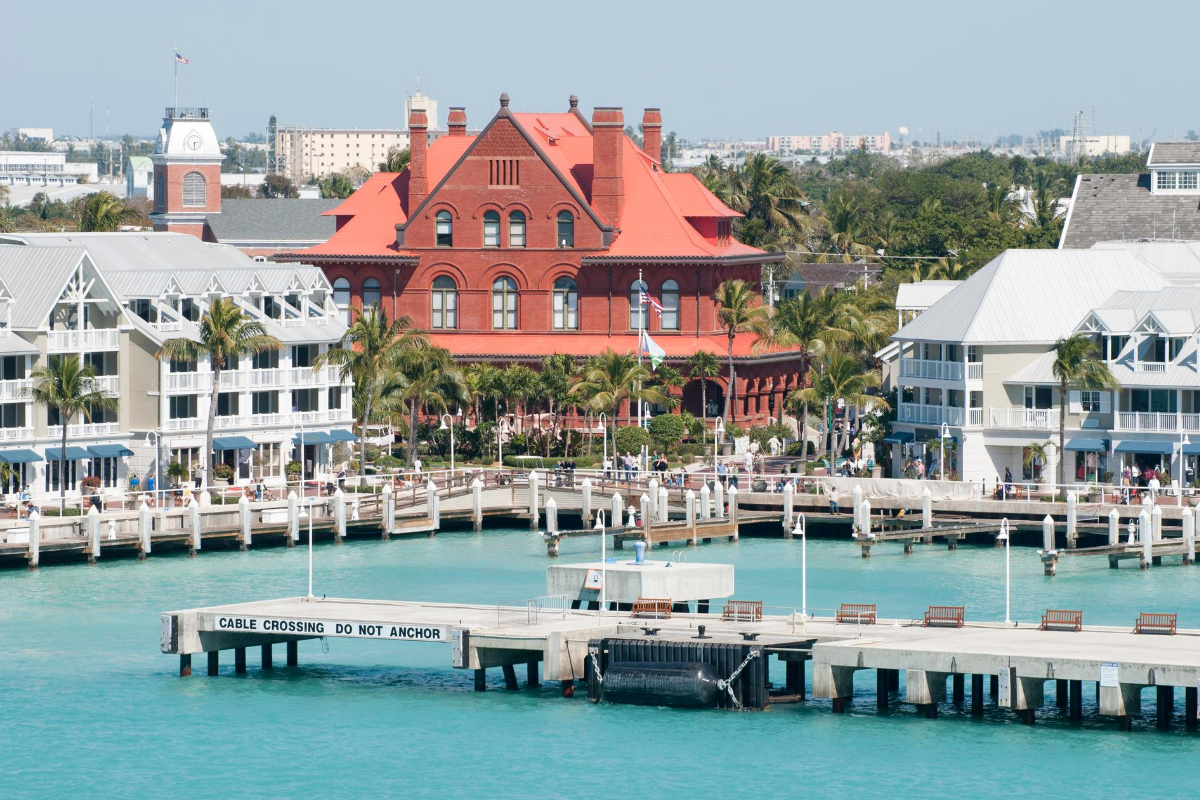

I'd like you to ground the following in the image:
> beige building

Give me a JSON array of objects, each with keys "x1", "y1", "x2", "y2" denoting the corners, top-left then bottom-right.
[{"x1": 274, "y1": 126, "x2": 411, "y2": 183}]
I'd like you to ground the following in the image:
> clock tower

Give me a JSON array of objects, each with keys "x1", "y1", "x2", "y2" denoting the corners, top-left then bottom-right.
[{"x1": 150, "y1": 106, "x2": 224, "y2": 238}]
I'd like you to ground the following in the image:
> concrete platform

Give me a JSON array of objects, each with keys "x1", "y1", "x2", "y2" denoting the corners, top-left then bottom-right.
[{"x1": 545, "y1": 559, "x2": 734, "y2": 605}]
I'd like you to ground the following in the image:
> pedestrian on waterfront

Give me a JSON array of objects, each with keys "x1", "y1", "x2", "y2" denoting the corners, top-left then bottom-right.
[
  {"x1": 729, "y1": 465, "x2": 740, "y2": 489},
  {"x1": 829, "y1": 487, "x2": 841, "y2": 514},
  {"x1": 602, "y1": 455, "x2": 612, "y2": 479},
  {"x1": 1003, "y1": 467, "x2": 1013, "y2": 498},
  {"x1": 337, "y1": 468, "x2": 346, "y2": 490},
  {"x1": 916, "y1": 459, "x2": 925, "y2": 479},
  {"x1": 255, "y1": 483, "x2": 264, "y2": 502},
  {"x1": 194, "y1": 461, "x2": 204, "y2": 491},
  {"x1": 1148, "y1": 473, "x2": 1161, "y2": 498},
  {"x1": 716, "y1": 461, "x2": 727, "y2": 486},
  {"x1": 414, "y1": 456, "x2": 423, "y2": 474}
]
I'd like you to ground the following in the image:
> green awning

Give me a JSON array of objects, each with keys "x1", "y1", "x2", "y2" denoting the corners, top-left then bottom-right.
[
  {"x1": 45, "y1": 446, "x2": 91, "y2": 461},
  {"x1": 882, "y1": 431, "x2": 914, "y2": 444},
  {"x1": 88, "y1": 443, "x2": 134, "y2": 457},
  {"x1": 213, "y1": 436, "x2": 256, "y2": 450},
  {"x1": 1063, "y1": 438, "x2": 1108, "y2": 452},
  {"x1": 1114, "y1": 440, "x2": 1173, "y2": 454},
  {"x1": 327, "y1": 429, "x2": 357, "y2": 442},
  {"x1": 0, "y1": 448, "x2": 42, "y2": 464},
  {"x1": 293, "y1": 431, "x2": 334, "y2": 445}
]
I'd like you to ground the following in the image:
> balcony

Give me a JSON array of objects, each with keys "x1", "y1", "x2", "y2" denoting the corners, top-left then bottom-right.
[
  {"x1": 0, "y1": 378, "x2": 33, "y2": 401},
  {"x1": 988, "y1": 407, "x2": 1059, "y2": 430},
  {"x1": 91, "y1": 375, "x2": 119, "y2": 396},
  {"x1": 968, "y1": 408, "x2": 983, "y2": 426},
  {"x1": 0, "y1": 426, "x2": 32, "y2": 441},
  {"x1": 163, "y1": 367, "x2": 342, "y2": 393},
  {"x1": 966, "y1": 362, "x2": 983, "y2": 381},
  {"x1": 47, "y1": 421, "x2": 119, "y2": 438},
  {"x1": 47, "y1": 328, "x2": 120, "y2": 353},
  {"x1": 898, "y1": 403, "x2": 965, "y2": 426},
  {"x1": 165, "y1": 372, "x2": 208, "y2": 393},
  {"x1": 899, "y1": 359, "x2": 963, "y2": 381},
  {"x1": 1115, "y1": 412, "x2": 1200, "y2": 432},
  {"x1": 1134, "y1": 362, "x2": 1167, "y2": 373}
]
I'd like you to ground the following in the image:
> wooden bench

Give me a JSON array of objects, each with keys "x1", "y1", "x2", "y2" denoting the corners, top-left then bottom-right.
[
  {"x1": 923, "y1": 605, "x2": 965, "y2": 628},
  {"x1": 1040, "y1": 609, "x2": 1082, "y2": 632},
  {"x1": 721, "y1": 600, "x2": 763, "y2": 623},
  {"x1": 631, "y1": 598, "x2": 672, "y2": 619},
  {"x1": 1134, "y1": 612, "x2": 1177, "y2": 635},
  {"x1": 836, "y1": 603, "x2": 877, "y2": 625}
]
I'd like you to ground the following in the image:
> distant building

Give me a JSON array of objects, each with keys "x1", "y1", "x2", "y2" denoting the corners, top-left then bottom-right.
[
  {"x1": 0, "y1": 151, "x2": 97, "y2": 187},
  {"x1": 404, "y1": 89, "x2": 437, "y2": 130},
  {"x1": 1057, "y1": 134, "x2": 1131, "y2": 158},
  {"x1": 768, "y1": 131, "x2": 892, "y2": 155},
  {"x1": 126, "y1": 155, "x2": 154, "y2": 199},
  {"x1": 274, "y1": 126, "x2": 411, "y2": 184},
  {"x1": 780, "y1": 263, "x2": 882, "y2": 300},
  {"x1": 16, "y1": 127, "x2": 53, "y2": 142},
  {"x1": 1060, "y1": 141, "x2": 1200, "y2": 249},
  {"x1": 205, "y1": 198, "x2": 339, "y2": 259}
]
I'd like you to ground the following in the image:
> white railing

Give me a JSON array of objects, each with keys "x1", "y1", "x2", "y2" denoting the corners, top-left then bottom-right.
[
  {"x1": 898, "y1": 359, "x2": 963, "y2": 381},
  {"x1": 0, "y1": 426, "x2": 32, "y2": 441},
  {"x1": 988, "y1": 407, "x2": 1059, "y2": 429},
  {"x1": 47, "y1": 421, "x2": 119, "y2": 438},
  {"x1": 46, "y1": 328, "x2": 120, "y2": 353},
  {"x1": 92, "y1": 375, "x2": 119, "y2": 395},
  {"x1": 897, "y1": 403, "x2": 965, "y2": 426},
  {"x1": 968, "y1": 408, "x2": 983, "y2": 427},
  {"x1": 165, "y1": 418, "x2": 200, "y2": 432},
  {"x1": 0, "y1": 378, "x2": 32, "y2": 401},
  {"x1": 966, "y1": 362, "x2": 983, "y2": 381},
  {"x1": 1135, "y1": 362, "x2": 1168, "y2": 373},
  {"x1": 1115, "y1": 412, "x2": 1199, "y2": 432}
]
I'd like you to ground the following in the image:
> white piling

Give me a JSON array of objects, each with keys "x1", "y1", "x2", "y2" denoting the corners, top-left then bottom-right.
[
  {"x1": 922, "y1": 486, "x2": 932, "y2": 529},
  {"x1": 238, "y1": 494, "x2": 251, "y2": 548},
  {"x1": 657, "y1": 486, "x2": 668, "y2": 523},
  {"x1": 1140, "y1": 509, "x2": 1152, "y2": 567},
  {"x1": 1042, "y1": 514, "x2": 1055, "y2": 553},
  {"x1": 27, "y1": 514, "x2": 39, "y2": 568},
  {"x1": 1066, "y1": 492, "x2": 1077, "y2": 547},
  {"x1": 581, "y1": 478, "x2": 592, "y2": 527},
  {"x1": 334, "y1": 487, "x2": 346, "y2": 541},
  {"x1": 87, "y1": 505, "x2": 101, "y2": 562},
  {"x1": 189, "y1": 497, "x2": 201, "y2": 552},
  {"x1": 545, "y1": 497, "x2": 558, "y2": 534},
  {"x1": 427, "y1": 479, "x2": 440, "y2": 529},
  {"x1": 1151, "y1": 504, "x2": 1163, "y2": 541},
  {"x1": 528, "y1": 470, "x2": 540, "y2": 530},
  {"x1": 139, "y1": 501, "x2": 153, "y2": 556},
  {"x1": 288, "y1": 490, "x2": 299, "y2": 542},
  {"x1": 861, "y1": 498, "x2": 872, "y2": 538},
  {"x1": 382, "y1": 483, "x2": 394, "y2": 536},
  {"x1": 647, "y1": 478, "x2": 660, "y2": 521},
  {"x1": 699, "y1": 483, "x2": 712, "y2": 520},
  {"x1": 610, "y1": 491, "x2": 623, "y2": 528},
  {"x1": 471, "y1": 477, "x2": 483, "y2": 531},
  {"x1": 852, "y1": 484, "x2": 863, "y2": 521},
  {"x1": 1108, "y1": 507, "x2": 1120, "y2": 546},
  {"x1": 1183, "y1": 505, "x2": 1196, "y2": 564},
  {"x1": 728, "y1": 486, "x2": 739, "y2": 539},
  {"x1": 714, "y1": 480, "x2": 725, "y2": 519},
  {"x1": 782, "y1": 481, "x2": 794, "y2": 533},
  {"x1": 639, "y1": 493, "x2": 651, "y2": 530},
  {"x1": 685, "y1": 489, "x2": 696, "y2": 528}
]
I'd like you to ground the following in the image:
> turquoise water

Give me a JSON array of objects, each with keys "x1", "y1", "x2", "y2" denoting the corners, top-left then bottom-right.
[{"x1": 2, "y1": 527, "x2": 1199, "y2": 799}]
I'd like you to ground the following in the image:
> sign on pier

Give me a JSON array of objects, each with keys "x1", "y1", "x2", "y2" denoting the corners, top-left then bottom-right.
[{"x1": 213, "y1": 615, "x2": 448, "y2": 642}]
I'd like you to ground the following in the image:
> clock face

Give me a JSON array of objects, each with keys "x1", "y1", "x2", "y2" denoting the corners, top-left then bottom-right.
[{"x1": 185, "y1": 134, "x2": 202, "y2": 151}]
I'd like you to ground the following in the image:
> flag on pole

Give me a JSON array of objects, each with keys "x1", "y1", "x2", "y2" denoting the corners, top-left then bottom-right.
[
  {"x1": 640, "y1": 329, "x2": 666, "y2": 369},
  {"x1": 639, "y1": 287, "x2": 663, "y2": 318},
  {"x1": 175, "y1": 52, "x2": 190, "y2": 64}
]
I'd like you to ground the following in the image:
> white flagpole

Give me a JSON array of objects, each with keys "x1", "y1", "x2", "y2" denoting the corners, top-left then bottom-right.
[{"x1": 173, "y1": 45, "x2": 178, "y2": 112}]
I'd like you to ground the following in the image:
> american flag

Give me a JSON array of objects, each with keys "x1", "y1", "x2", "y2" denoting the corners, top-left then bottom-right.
[
  {"x1": 639, "y1": 288, "x2": 663, "y2": 318},
  {"x1": 175, "y1": 52, "x2": 190, "y2": 64}
]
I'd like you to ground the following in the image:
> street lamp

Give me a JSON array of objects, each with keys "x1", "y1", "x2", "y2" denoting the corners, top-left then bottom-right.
[
  {"x1": 144, "y1": 430, "x2": 163, "y2": 508},
  {"x1": 997, "y1": 518, "x2": 1011, "y2": 626},
  {"x1": 292, "y1": 419, "x2": 306, "y2": 493},
  {"x1": 792, "y1": 513, "x2": 807, "y2": 619},
  {"x1": 300, "y1": 496, "x2": 314, "y2": 597},
  {"x1": 1179, "y1": 432, "x2": 1191, "y2": 507},
  {"x1": 598, "y1": 412, "x2": 608, "y2": 479},
  {"x1": 438, "y1": 410, "x2": 459, "y2": 480},
  {"x1": 594, "y1": 509, "x2": 607, "y2": 619},
  {"x1": 714, "y1": 417, "x2": 725, "y2": 486},
  {"x1": 940, "y1": 422, "x2": 951, "y2": 481}
]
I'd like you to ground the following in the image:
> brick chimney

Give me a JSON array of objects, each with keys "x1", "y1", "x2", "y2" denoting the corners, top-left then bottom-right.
[
  {"x1": 448, "y1": 106, "x2": 467, "y2": 136},
  {"x1": 591, "y1": 106, "x2": 624, "y2": 227},
  {"x1": 642, "y1": 108, "x2": 662, "y2": 163},
  {"x1": 408, "y1": 107, "x2": 428, "y2": 210}
]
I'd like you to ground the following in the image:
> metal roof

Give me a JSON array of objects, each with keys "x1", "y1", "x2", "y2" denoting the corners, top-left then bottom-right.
[
  {"x1": 893, "y1": 249, "x2": 1168, "y2": 345},
  {"x1": 1060, "y1": 173, "x2": 1200, "y2": 249},
  {"x1": 206, "y1": 199, "x2": 339, "y2": 245},
  {"x1": 894, "y1": 280, "x2": 961, "y2": 310},
  {"x1": 1147, "y1": 142, "x2": 1200, "y2": 167},
  {"x1": 0, "y1": 246, "x2": 89, "y2": 329}
]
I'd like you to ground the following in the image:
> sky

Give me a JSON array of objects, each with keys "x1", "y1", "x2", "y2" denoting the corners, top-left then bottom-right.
[{"x1": 3, "y1": 0, "x2": 1197, "y2": 143}]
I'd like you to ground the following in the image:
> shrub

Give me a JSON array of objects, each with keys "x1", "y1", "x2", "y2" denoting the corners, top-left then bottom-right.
[
  {"x1": 725, "y1": 422, "x2": 745, "y2": 439},
  {"x1": 648, "y1": 414, "x2": 687, "y2": 451},
  {"x1": 614, "y1": 425, "x2": 650, "y2": 454},
  {"x1": 167, "y1": 461, "x2": 189, "y2": 483},
  {"x1": 212, "y1": 463, "x2": 235, "y2": 480},
  {"x1": 81, "y1": 475, "x2": 102, "y2": 488},
  {"x1": 677, "y1": 443, "x2": 706, "y2": 461},
  {"x1": 375, "y1": 454, "x2": 402, "y2": 470},
  {"x1": 285, "y1": 460, "x2": 302, "y2": 476}
]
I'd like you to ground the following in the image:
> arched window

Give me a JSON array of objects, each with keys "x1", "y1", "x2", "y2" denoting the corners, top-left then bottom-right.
[
  {"x1": 332, "y1": 278, "x2": 351, "y2": 325},
  {"x1": 482, "y1": 210, "x2": 500, "y2": 247},
  {"x1": 436, "y1": 210, "x2": 453, "y2": 247},
  {"x1": 629, "y1": 280, "x2": 648, "y2": 330},
  {"x1": 492, "y1": 276, "x2": 517, "y2": 330},
  {"x1": 181, "y1": 171, "x2": 206, "y2": 207},
  {"x1": 508, "y1": 210, "x2": 526, "y2": 247},
  {"x1": 556, "y1": 210, "x2": 574, "y2": 247},
  {"x1": 661, "y1": 279, "x2": 680, "y2": 330},
  {"x1": 362, "y1": 278, "x2": 381, "y2": 311},
  {"x1": 431, "y1": 276, "x2": 457, "y2": 329},
  {"x1": 155, "y1": 172, "x2": 165, "y2": 207},
  {"x1": 552, "y1": 277, "x2": 578, "y2": 330}
]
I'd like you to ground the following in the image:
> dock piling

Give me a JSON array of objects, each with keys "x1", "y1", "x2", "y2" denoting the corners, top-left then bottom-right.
[
  {"x1": 528, "y1": 471, "x2": 540, "y2": 531},
  {"x1": 713, "y1": 480, "x2": 724, "y2": 520},
  {"x1": 1184, "y1": 506, "x2": 1196, "y2": 565},
  {"x1": 334, "y1": 488, "x2": 346, "y2": 543},
  {"x1": 1152, "y1": 504, "x2": 1163, "y2": 541},
  {"x1": 288, "y1": 490, "x2": 299, "y2": 546},
  {"x1": 1140, "y1": 509, "x2": 1152, "y2": 569},
  {"x1": 238, "y1": 494, "x2": 251, "y2": 550},
  {"x1": 207, "y1": 651, "x2": 219, "y2": 676},
  {"x1": 952, "y1": 673, "x2": 965, "y2": 704},
  {"x1": 699, "y1": 483, "x2": 711, "y2": 520},
  {"x1": 188, "y1": 498, "x2": 201, "y2": 555},
  {"x1": 427, "y1": 479, "x2": 440, "y2": 531},
  {"x1": 1056, "y1": 679, "x2": 1068, "y2": 708},
  {"x1": 611, "y1": 492, "x2": 623, "y2": 529},
  {"x1": 1066, "y1": 493, "x2": 1077, "y2": 549},
  {"x1": 921, "y1": 487, "x2": 931, "y2": 529},
  {"x1": 1157, "y1": 685, "x2": 1174, "y2": 731},
  {"x1": 1186, "y1": 687, "x2": 1198, "y2": 731},
  {"x1": 87, "y1": 505, "x2": 100, "y2": 565},
  {"x1": 1108, "y1": 508, "x2": 1120, "y2": 546},
  {"x1": 1069, "y1": 679, "x2": 1083, "y2": 722},
  {"x1": 502, "y1": 664, "x2": 519, "y2": 690},
  {"x1": 545, "y1": 497, "x2": 558, "y2": 535},
  {"x1": 287, "y1": 641, "x2": 298, "y2": 667},
  {"x1": 179, "y1": 654, "x2": 191, "y2": 677},
  {"x1": 139, "y1": 502, "x2": 152, "y2": 559},
  {"x1": 876, "y1": 670, "x2": 889, "y2": 710},
  {"x1": 728, "y1": 487, "x2": 739, "y2": 537},
  {"x1": 526, "y1": 661, "x2": 539, "y2": 688},
  {"x1": 474, "y1": 669, "x2": 486, "y2": 692},
  {"x1": 261, "y1": 644, "x2": 273, "y2": 669},
  {"x1": 971, "y1": 674, "x2": 984, "y2": 716},
  {"x1": 382, "y1": 483, "x2": 394, "y2": 540},
  {"x1": 472, "y1": 477, "x2": 483, "y2": 532},
  {"x1": 235, "y1": 647, "x2": 246, "y2": 674},
  {"x1": 658, "y1": 486, "x2": 668, "y2": 524},
  {"x1": 27, "y1": 515, "x2": 39, "y2": 569},
  {"x1": 580, "y1": 478, "x2": 591, "y2": 529},
  {"x1": 782, "y1": 482, "x2": 794, "y2": 535}
]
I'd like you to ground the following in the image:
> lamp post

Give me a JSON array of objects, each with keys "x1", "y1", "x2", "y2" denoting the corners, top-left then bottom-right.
[
  {"x1": 792, "y1": 513, "x2": 807, "y2": 619},
  {"x1": 714, "y1": 417, "x2": 725, "y2": 486},
  {"x1": 1179, "y1": 431, "x2": 1191, "y2": 507},
  {"x1": 940, "y1": 422, "x2": 950, "y2": 481},
  {"x1": 144, "y1": 430, "x2": 163, "y2": 508},
  {"x1": 300, "y1": 496, "x2": 314, "y2": 597},
  {"x1": 594, "y1": 509, "x2": 606, "y2": 618},
  {"x1": 598, "y1": 412, "x2": 607, "y2": 481},
  {"x1": 438, "y1": 410, "x2": 458, "y2": 480},
  {"x1": 292, "y1": 419, "x2": 305, "y2": 494},
  {"x1": 997, "y1": 517, "x2": 1011, "y2": 626}
]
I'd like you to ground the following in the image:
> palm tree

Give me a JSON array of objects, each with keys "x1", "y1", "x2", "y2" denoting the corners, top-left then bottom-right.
[
  {"x1": 760, "y1": 292, "x2": 836, "y2": 458},
  {"x1": 158, "y1": 297, "x2": 282, "y2": 490},
  {"x1": 378, "y1": 146, "x2": 410, "y2": 173},
  {"x1": 571, "y1": 349, "x2": 665, "y2": 458},
  {"x1": 686, "y1": 350, "x2": 722, "y2": 443},
  {"x1": 1051, "y1": 334, "x2": 1119, "y2": 491},
  {"x1": 395, "y1": 346, "x2": 466, "y2": 468},
  {"x1": 789, "y1": 349, "x2": 888, "y2": 467},
  {"x1": 713, "y1": 279, "x2": 771, "y2": 426},
  {"x1": 314, "y1": 305, "x2": 426, "y2": 474},
  {"x1": 26, "y1": 356, "x2": 118, "y2": 512},
  {"x1": 872, "y1": 210, "x2": 901, "y2": 254},
  {"x1": 465, "y1": 362, "x2": 501, "y2": 427},
  {"x1": 78, "y1": 191, "x2": 140, "y2": 232},
  {"x1": 824, "y1": 194, "x2": 874, "y2": 261},
  {"x1": 987, "y1": 184, "x2": 1021, "y2": 226},
  {"x1": 724, "y1": 153, "x2": 810, "y2": 247},
  {"x1": 502, "y1": 364, "x2": 541, "y2": 447},
  {"x1": 540, "y1": 354, "x2": 578, "y2": 457}
]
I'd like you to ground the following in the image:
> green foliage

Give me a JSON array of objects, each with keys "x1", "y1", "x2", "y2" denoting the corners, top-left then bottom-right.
[
  {"x1": 212, "y1": 462, "x2": 235, "y2": 480},
  {"x1": 78, "y1": 191, "x2": 141, "y2": 231},
  {"x1": 724, "y1": 422, "x2": 745, "y2": 438},
  {"x1": 375, "y1": 454, "x2": 402, "y2": 470},
  {"x1": 285, "y1": 460, "x2": 302, "y2": 476},
  {"x1": 379, "y1": 146, "x2": 410, "y2": 172},
  {"x1": 614, "y1": 425, "x2": 650, "y2": 454},
  {"x1": 221, "y1": 184, "x2": 253, "y2": 199},
  {"x1": 318, "y1": 173, "x2": 355, "y2": 199},
  {"x1": 261, "y1": 173, "x2": 299, "y2": 198},
  {"x1": 648, "y1": 414, "x2": 687, "y2": 450},
  {"x1": 167, "y1": 461, "x2": 190, "y2": 482}
]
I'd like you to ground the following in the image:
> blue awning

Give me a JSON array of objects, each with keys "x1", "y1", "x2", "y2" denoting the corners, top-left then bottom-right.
[
  {"x1": 88, "y1": 443, "x2": 134, "y2": 457},
  {"x1": 0, "y1": 448, "x2": 42, "y2": 464},
  {"x1": 1063, "y1": 438, "x2": 1108, "y2": 452},
  {"x1": 1114, "y1": 440, "x2": 1173, "y2": 454},
  {"x1": 293, "y1": 431, "x2": 334, "y2": 445},
  {"x1": 882, "y1": 431, "x2": 914, "y2": 444},
  {"x1": 212, "y1": 436, "x2": 256, "y2": 450},
  {"x1": 1185, "y1": 443, "x2": 1200, "y2": 456},
  {"x1": 327, "y1": 429, "x2": 357, "y2": 442},
  {"x1": 45, "y1": 446, "x2": 92, "y2": 461}
]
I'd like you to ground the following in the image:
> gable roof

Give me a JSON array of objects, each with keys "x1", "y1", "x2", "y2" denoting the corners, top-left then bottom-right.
[
  {"x1": 1060, "y1": 172, "x2": 1200, "y2": 249},
  {"x1": 895, "y1": 280, "x2": 960, "y2": 310},
  {"x1": 1147, "y1": 142, "x2": 1200, "y2": 167},
  {"x1": 893, "y1": 249, "x2": 1170, "y2": 345},
  {"x1": 207, "y1": 199, "x2": 339, "y2": 245},
  {"x1": 0, "y1": 246, "x2": 89, "y2": 329}
]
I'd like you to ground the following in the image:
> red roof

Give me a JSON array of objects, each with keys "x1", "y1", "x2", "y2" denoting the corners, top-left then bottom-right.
[
  {"x1": 428, "y1": 332, "x2": 784, "y2": 360},
  {"x1": 297, "y1": 103, "x2": 767, "y2": 262}
]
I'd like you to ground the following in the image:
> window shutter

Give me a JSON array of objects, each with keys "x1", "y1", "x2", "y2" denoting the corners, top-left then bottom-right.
[
  {"x1": 1068, "y1": 390, "x2": 1081, "y2": 414},
  {"x1": 1099, "y1": 392, "x2": 1111, "y2": 413}
]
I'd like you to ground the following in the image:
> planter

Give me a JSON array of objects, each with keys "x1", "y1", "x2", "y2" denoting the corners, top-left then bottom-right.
[
  {"x1": 81, "y1": 485, "x2": 98, "y2": 496},
  {"x1": 751, "y1": 479, "x2": 767, "y2": 493}
]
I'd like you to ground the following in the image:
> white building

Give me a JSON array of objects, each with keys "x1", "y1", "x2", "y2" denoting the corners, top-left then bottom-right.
[
  {"x1": 17, "y1": 128, "x2": 53, "y2": 143},
  {"x1": 274, "y1": 126, "x2": 410, "y2": 184},
  {"x1": 1057, "y1": 134, "x2": 1132, "y2": 158},
  {"x1": 126, "y1": 156, "x2": 153, "y2": 199},
  {"x1": 0, "y1": 232, "x2": 355, "y2": 502},
  {"x1": 884, "y1": 244, "x2": 1200, "y2": 488},
  {"x1": 0, "y1": 151, "x2": 98, "y2": 187},
  {"x1": 404, "y1": 89, "x2": 438, "y2": 131}
]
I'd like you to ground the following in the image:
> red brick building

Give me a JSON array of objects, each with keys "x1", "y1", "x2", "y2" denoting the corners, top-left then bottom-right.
[{"x1": 277, "y1": 94, "x2": 800, "y2": 426}]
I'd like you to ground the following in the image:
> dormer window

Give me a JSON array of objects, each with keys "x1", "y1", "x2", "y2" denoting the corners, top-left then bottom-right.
[
  {"x1": 717, "y1": 220, "x2": 732, "y2": 244},
  {"x1": 1154, "y1": 170, "x2": 1200, "y2": 192}
]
